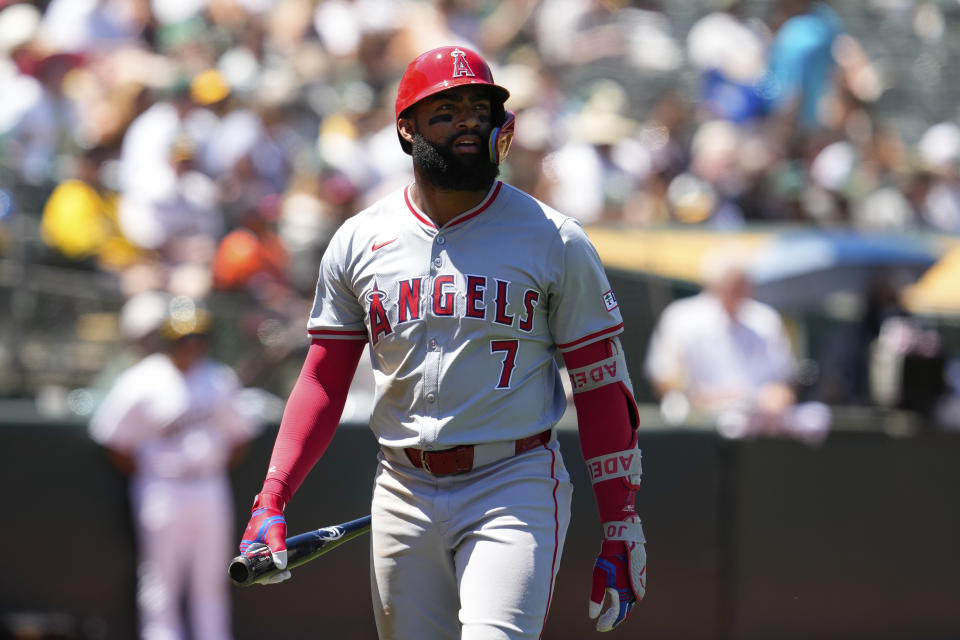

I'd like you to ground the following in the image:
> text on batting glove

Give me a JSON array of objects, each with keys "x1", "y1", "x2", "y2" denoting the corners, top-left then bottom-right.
[
  {"x1": 589, "y1": 514, "x2": 646, "y2": 632},
  {"x1": 587, "y1": 442, "x2": 645, "y2": 633}
]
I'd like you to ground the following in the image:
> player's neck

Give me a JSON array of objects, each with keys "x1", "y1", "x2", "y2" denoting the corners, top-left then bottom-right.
[{"x1": 410, "y1": 180, "x2": 491, "y2": 227}]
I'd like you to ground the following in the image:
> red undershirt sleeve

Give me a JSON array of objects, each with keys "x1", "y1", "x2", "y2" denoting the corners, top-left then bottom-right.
[
  {"x1": 563, "y1": 339, "x2": 640, "y2": 522},
  {"x1": 563, "y1": 340, "x2": 638, "y2": 459},
  {"x1": 260, "y1": 338, "x2": 366, "y2": 504}
]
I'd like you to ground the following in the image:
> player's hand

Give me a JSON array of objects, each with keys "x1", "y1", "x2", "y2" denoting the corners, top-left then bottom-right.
[
  {"x1": 239, "y1": 491, "x2": 291, "y2": 584},
  {"x1": 589, "y1": 515, "x2": 646, "y2": 632}
]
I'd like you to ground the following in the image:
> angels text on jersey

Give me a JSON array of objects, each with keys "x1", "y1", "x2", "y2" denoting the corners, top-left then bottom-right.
[{"x1": 365, "y1": 274, "x2": 540, "y2": 346}]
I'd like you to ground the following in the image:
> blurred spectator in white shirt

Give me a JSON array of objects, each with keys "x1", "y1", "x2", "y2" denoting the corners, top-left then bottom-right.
[
  {"x1": 118, "y1": 134, "x2": 222, "y2": 272},
  {"x1": 0, "y1": 50, "x2": 85, "y2": 190},
  {"x1": 644, "y1": 247, "x2": 831, "y2": 445},
  {"x1": 118, "y1": 80, "x2": 202, "y2": 197}
]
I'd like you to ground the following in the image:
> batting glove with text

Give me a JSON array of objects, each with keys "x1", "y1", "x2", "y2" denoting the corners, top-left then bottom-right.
[
  {"x1": 239, "y1": 491, "x2": 291, "y2": 584},
  {"x1": 589, "y1": 513, "x2": 647, "y2": 632},
  {"x1": 587, "y1": 441, "x2": 647, "y2": 633}
]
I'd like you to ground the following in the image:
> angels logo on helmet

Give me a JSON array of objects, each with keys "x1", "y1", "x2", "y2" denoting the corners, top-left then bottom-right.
[{"x1": 450, "y1": 48, "x2": 476, "y2": 78}]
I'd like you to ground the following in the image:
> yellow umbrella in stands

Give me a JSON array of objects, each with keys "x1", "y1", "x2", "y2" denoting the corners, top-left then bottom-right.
[{"x1": 901, "y1": 245, "x2": 960, "y2": 316}]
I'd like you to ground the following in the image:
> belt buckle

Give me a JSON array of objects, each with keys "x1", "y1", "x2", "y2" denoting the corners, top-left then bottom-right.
[{"x1": 420, "y1": 448, "x2": 433, "y2": 474}]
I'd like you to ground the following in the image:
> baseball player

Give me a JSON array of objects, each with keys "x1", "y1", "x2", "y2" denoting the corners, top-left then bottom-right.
[
  {"x1": 91, "y1": 296, "x2": 259, "y2": 640},
  {"x1": 239, "y1": 46, "x2": 647, "y2": 638}
]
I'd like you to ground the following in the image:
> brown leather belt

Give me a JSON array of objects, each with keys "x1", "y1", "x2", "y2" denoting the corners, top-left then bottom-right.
[{"x1": 403, "y1": 428, "x2": 553, "y2": 476}]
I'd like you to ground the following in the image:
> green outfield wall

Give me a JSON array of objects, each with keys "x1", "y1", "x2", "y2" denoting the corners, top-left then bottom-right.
[{"x1": 1, "y1": 420, "x2": 957, "y2": 639}]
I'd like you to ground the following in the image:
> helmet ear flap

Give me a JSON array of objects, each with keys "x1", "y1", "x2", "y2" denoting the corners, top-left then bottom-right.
[{"x1": 489, "y1": 110, "x2": 516, "y2": 164}]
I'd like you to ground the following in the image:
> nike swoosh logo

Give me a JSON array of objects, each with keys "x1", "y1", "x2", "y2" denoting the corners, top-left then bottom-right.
[{"x1": 371, "y1": 238, "x2": 398, "y2": 251}]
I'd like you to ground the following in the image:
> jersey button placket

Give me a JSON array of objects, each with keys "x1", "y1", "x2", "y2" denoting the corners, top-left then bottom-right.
[{"x1": 422, "y1": 235, "x2": 444, "y2": 429}]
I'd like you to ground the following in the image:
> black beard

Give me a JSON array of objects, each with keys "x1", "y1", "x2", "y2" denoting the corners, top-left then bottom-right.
[{"x1": 411, "y1": 132, "x2": 500, "y2": 191}]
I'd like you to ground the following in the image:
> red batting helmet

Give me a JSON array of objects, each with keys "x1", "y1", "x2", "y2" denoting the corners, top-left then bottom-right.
[
  {"x1": 395, "y1": 46, "x2": 509, "y2": 119},
  {"x1": 395, "y1": 46, "x2": 510, "y2": 155}
]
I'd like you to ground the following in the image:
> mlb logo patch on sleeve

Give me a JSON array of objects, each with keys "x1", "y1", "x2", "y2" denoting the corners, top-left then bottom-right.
[{"x1": 603, "y1": 290, "x2": 618, "y2": 311}]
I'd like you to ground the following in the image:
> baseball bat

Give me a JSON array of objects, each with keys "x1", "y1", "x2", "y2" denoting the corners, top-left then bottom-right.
[{"x1": 228, "y1": 514, "x2": 371, "y2": 586}]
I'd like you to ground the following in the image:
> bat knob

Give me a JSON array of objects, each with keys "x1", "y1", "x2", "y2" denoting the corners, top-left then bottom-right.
[
  {"x1": 229, "y1": 543, "x2": 272, "y2": 586},
  {"x1": 228, "y1": 556, "x2": 253, "y2": 584}
]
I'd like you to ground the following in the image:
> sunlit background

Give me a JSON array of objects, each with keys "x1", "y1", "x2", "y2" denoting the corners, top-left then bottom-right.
[{"x1": 1, "y1": 1, "x2": 959, "y2": 638}]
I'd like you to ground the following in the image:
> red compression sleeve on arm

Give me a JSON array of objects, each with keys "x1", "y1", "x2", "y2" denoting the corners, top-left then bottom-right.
[
  {"x1": 563, "y1": 340, "x2": 638, "y2": 459},
  {"x1": 564, "y1": 339, "x2": 640, "y2": 526},
  {"x1": 260, "y1": 338, "x2": 365, "y2": 504}
]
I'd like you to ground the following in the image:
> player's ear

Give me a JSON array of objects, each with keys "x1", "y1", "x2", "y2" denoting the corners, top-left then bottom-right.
[{"x1": 397, "y1": 115, "x2": 416, "y2": 146}]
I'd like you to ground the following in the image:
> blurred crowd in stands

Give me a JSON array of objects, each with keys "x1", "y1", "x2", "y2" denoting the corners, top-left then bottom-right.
[{"x1": 1, "y1": 0, "x2": 959, "y2": 429}]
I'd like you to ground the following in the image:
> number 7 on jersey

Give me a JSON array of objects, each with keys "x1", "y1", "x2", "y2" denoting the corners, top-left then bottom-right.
[{"x1": 490, "y1": 340, "x2": 518, "y2": 389}]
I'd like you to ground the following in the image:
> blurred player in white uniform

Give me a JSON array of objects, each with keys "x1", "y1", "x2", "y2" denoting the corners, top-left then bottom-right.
[
  {"x1": 91, "y1": 296, "x2": 260, "y2": 640},
  {"x1": 238, "y1": 46, "x2": 647, "y2": 639}
]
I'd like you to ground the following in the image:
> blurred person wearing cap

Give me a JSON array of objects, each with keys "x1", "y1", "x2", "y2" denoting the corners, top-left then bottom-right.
[
  {"x1": 118, "y1": 133, "x2": 223, "y2": 269},
  {"x1": 117, "y1": 74, "x2": 211, "y2": 200},
  {"x1": 0, "y1": 42, "x2": 86, "y2": 192},
  {"x1": 189, "y1": 67, "x2": 291, "y2": 209},
  {"x1": 89, "y1": 296, "x2": 261, "y2": 640},
  {"x1": 644, "y1": 247, "x2": 830, "y2": 445}
]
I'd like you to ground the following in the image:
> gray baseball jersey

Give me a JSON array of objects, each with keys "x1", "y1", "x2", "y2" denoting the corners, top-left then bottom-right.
[{"x1": 307, "y1": 180, "x2": 622, "y2": 449}]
